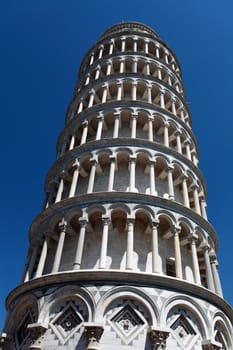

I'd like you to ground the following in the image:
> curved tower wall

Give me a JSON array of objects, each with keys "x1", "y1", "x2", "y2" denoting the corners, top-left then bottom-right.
[{"x1": 1, "y1": 22, "x2": 232, "y2": 350}]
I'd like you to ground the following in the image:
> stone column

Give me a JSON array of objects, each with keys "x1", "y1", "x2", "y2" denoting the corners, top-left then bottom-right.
[
  {"x1": 85, "y1": 73, "x2": 91, "y2": 86},
  {"x1": 96, "y1": 114, "x2": 104, "y2": 140},
  {"x1": 146, "y1": 62, "x2": 150, "y2": 75},
  {"x1": 73, "y1": 218, "x2": 87, "y2": 270},
  {"x1": 35, "y1": 237, "x2": 49, "y2": 278},
  {"x1": 167, "y1": 166, "x2": 174, "y2": 200},
  {"x1": 126, "y1": 218, "x2": 134, "y2": 270},
  {"x1": 156, "y1": 47, "x2": 160, "y2": 58},
  {"x1": 120, "y1": 59, "x2": 124, "y2": 73},
  {"x1": 175, "y1": 130, "x2": 182, "y2": 153},
  {"x1": 95, "y1": 66, "x2": 101, "y2": 80},
  {"x1": 108, "y1": 155, "x2": 116, "y2": 191},
  {"x1": 182, "y1": 175, "x2": 190, "y2": 208},
  {"x1": 52, "y1": 220, "x2": 67, "y2": 273},
  {"x1": 152, "y1": 222, "x2": 160, "y2": 273},
  {"x1": 80, "y1": 120, "x2": 88, "y2": 145},
  {"x1": 99, "y1": 216, "x2": 110, "y2": 269},
  {"x1": 113, "y1": 112, "x2": 120, "y2": 138},
  {"x1": 150, "y1": 328, "x2": 170, "y2": 350},
  {"x1": 121, "y1": 38, "x2": 126, "y2": 52},
  {"x1": 200, "y1": 198, "x2": 208, "y2": 220},
  {"x1": 84, "y1": 323, "x2": 104, "y2": 350},
  {"x1": 203, "y1": 246, "x2": 215, "y2": 292},
  {"x1": 101, "y1": 85, "x2": 108, "y2": 103},
  {"x1": 106, "y1": 61, "x2": 111, "y2": 75},
  {"x1": 148, "y1": 116, "x2": 154, "y2": 142},
  {"x1": 189, "y1": 234, "x2": 201, "y2": 284},
  {"x1": 173, "y1": 226, "x2": 182, "y2": 279},
  {"x1": 69, "y1": 160, "x2": 80, "y2": 198},
  {"x1": 98, "y1": 45, "x2": 104, "y2": 59},
  {"x1": 116, "y1": 81, "x2": 122, "y2": 100},
  {"x1": 148, "y1": 84, "x2": 152, "y2": 103},
  {"x1": 77, "y1": 99, "x2": 84, "y2": 114},
  {"x1": 55, "y1": 172, "x2": 65, "y2": 203},
  {"x1": 163, "y1": 122, "x2": 169, "y2": 147},
  {"x1": 180, "y1": 109, "x2": 185, "y2": 122},
  {"x1": 87, "y1": 157, "x2": 97, "y2": 193},
  {"x1": 192, "y1": 184, "x2": 201, "y2": 215},
  {"x1": 160, "y1": 90, "x2": 165, "y2": 108},
  {"x1": 171, "y1": 98, "x2": 177, "y2": 115},
  {"x1": 210, "y1": 255, "x2": 223, "y2": 297},
  {"x1": 89, "y1": 53, "x2": 94, "y2": 65},
  {"x1": 69, "y1": 135, "x2": 75, "y2": 150},
  {"x1": 132, "y1": 81, "x2": 137, "y2": 100},
  {"x1": 129, "y1": 156, "x2": 136, "y2": 192},
  {"x1": 88, "y1": 90, "x2": 95, "y2": 108},
  {"x1": 133, "y1": 59, "x2": 137, "y2": 73},
  {"x1": 185, "y1": 139, "x2": 192, "y2": 160},
  {"x1": 157, "y1": 68, "x2": 162, "y2": 80},
  {"x1": 131, "y1": 113, "x2": 137, "y2": 138},
  {"x1": 149, "y1": 160, "x2": 157, "y2": 195},
  {"x1": 109, "y1": 40, "x2": 114, "y2": 55},
  {"x1": 144, "y1": 40, "x2": 149, "y2": 54},
  {"x1": 133, "y1": 38, "x2": 137, "y2": 52},
  {"x1": 24, "y1": 243, "x2": 39, "y2": 281}
]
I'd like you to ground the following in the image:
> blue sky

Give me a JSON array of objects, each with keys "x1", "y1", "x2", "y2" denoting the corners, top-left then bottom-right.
[{"x1": 0, "y1": 1, "x2": 232, "y2": 329}]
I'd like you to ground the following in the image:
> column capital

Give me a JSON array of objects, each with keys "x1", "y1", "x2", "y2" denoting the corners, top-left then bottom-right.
[
  {"x1": 151, "y1": 220, "x2": 160, "y2": 228},
  {"x1": 127, "y1": 217, "x2": 135, "y2": 225},
  {"x1": 116, "y1": 80, "x2": 122, "y2": 87},
  {"x1": 114, "y1": 110, "x2": 121, "y2": 118},
  {"x1": 150, "y1": 327, "x2": 170, "y2": 349},
  {"x1": 72, "y1": 159, "x2": 80, "y2": 169},
  {"x1": 82, "y1": 119, "x2": 88, "y2": 127},
  {"x1": 202, "y1": 340, "x2": 222, "y2": 350},
  {"x1": 58, "y1": 219, "x2": 68, "y2": 232},
  {"x1": 188, "y1": 232, "x2": 199, "y2": 243},
  {"x1": 27, "y1": 323, "x2": 47, "y2": 350},
  {"x1": 79, "y1": 217, "x2": 88, "y2": 227},
  {"x1": 171, "y1": 225, "x2": 181, "y2": 235},
  {"x1": 181, "y1": 173, "x2": 188, "y2": 181},
  {"x1": 129, "y1": 155, "x2": 137, "y2": 161},
  {"x1": 175, "y1": 128, "x2": 182, "y2": 136},
  {"x1": 209, "y1": 254, "x2": 217, "y2": 264},
  {"x1": 90, "y1": 155, "x2": 98, "y2": 164},
  {"x1": 109, "y1": 154, "x2": 116, "y2": 162},
  {"x1": 131, "y1": 112, "x2": 138, "y2": 119},
  {"x1": 184, "y1": 138, "x2": 191, "y2": 145},
  {"x1": 164, "y1": 120, "x2": 169, "y2": 128},
  {"x1": 84, "y1": 323, "x2": 104, "y2": 350},
  {"x1": 97, "y1": 113, "x2": 104, "y2": 121},
  {"x1": 148, "y1": 114, "x2": 154, "y2": 121},
  {"x1": 102, "y1": 215, "x2": 110, "y2": 225},
  {"x1": 167, "y1": 164, "x2": 174, "y2": 172}
]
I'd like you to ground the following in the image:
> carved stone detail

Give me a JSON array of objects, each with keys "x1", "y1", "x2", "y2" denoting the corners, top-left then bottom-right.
[
  {"x1": 150, "y1": 328, "x2": 170, "y2": 349},
  {"x1": 84, "y1": 323, "x2": 104, "y2": 350},
  {"x1": 27, "y1": 323, "x2": 47, "y2": 350},
  {"x1": 202, "y1": 340, "x2": 222, "y2": 350}
]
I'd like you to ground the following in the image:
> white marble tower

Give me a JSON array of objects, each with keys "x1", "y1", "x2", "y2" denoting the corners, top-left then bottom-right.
[{"x1": 1, "y1": 22, "x2": 232, "y2": 350}]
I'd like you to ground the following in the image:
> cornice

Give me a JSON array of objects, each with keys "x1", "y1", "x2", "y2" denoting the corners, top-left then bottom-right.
[{"x1": 5, "y1": 270, "x2": 232, "y2": 322}]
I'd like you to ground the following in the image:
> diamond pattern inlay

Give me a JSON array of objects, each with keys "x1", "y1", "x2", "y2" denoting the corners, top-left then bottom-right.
[
  {"x1": 50, "y1": 302, "x2": 83, "y2": 345},
  {"x1": 108, "y1": 302, "x2": 147, "y2": 345}
]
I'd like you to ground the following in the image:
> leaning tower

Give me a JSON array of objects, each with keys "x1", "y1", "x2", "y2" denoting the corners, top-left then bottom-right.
[{"x1": 1, "y1": 22, "x2": 232, "y2": 350}]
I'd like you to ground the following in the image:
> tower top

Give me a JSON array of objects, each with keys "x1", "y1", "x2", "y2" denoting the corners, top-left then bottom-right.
[{"x1": 100, "y1": 21, "x2": 159, "y2": 39}]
